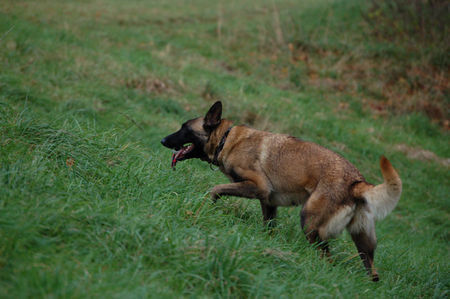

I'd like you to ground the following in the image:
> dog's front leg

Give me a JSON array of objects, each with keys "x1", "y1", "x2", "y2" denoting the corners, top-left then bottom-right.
[
  {"x1": 210, "y1": 181, "x2": 269, "y2": 202},
  {"x1": 259, "y1": 201, "x2": 278, "y2": 228},
  {"x1": 211, "y1": 181, "x2": 277, "y2": 227}
]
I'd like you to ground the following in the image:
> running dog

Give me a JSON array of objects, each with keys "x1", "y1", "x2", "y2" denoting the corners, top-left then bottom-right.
[{"x1": 161, "y1": 101, "x2": 402, "y2": 281}]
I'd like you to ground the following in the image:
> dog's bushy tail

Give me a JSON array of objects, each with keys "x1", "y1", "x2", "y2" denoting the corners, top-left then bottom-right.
[{"x1": 353, "y1": 156, "x2": 402, "y2": 221}]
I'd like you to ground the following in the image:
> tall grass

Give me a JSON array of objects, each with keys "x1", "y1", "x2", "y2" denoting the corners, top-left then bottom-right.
[{"x1": 0, "y1": 0, "x2": 448, "y2": 297}]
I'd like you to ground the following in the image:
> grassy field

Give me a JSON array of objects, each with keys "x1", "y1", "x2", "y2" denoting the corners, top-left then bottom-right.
[{"x1": 0, "y1": 0, "x2": 448, "y2": 297}]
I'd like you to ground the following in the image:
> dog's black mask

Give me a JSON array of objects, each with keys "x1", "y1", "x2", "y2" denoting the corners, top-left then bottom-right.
[
  {"x1": 161, "y1": 101, "x2": 222, "y2": 168},
  {"x1": 161, "y1": 121, "x2": 207, "y2": 162}
]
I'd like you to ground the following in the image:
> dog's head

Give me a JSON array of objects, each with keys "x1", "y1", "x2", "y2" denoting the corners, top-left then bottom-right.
[{"x1": 161, "y1": 101, "x2": 223, "y2": 167}]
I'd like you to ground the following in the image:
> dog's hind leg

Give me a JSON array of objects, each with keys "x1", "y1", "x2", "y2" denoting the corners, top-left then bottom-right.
[
  {"x1": 300, "y1": 214, "x2": 330, "y2": 256},
  {"x1": 347, "y1": 212, "x2": 379, "y2": 281},
  {"x1": 300, "y1": 193, "x2": 331, "y2": 254},
  {"x1": 350, "y1": 230, "x2": 379, "y2": 281},
  {"x1": 300, "y1": 192, "x2": 354, "y2": 256}
]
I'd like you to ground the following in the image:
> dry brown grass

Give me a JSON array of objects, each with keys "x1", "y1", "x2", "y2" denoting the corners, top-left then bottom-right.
[
  {"x1": 287, "y1": 42, "x2": 449, "y2": 128},
  {"x1": 395, "y1": 144, "x2": 450, "y2": 167}
]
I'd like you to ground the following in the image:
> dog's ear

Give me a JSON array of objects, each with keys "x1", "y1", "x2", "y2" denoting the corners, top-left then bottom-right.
[{"x1": 204, "y1": 101, "x2": 222, "y2": 129}]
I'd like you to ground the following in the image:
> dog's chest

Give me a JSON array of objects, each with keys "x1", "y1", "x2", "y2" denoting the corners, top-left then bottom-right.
[{"x1": 269, "y1": 191, "x2": 309, "y2": 207}]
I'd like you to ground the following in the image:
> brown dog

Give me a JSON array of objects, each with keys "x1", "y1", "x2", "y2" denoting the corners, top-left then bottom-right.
[{"x1": 161, "y1": 101, "x2": 402, "y2": 281}]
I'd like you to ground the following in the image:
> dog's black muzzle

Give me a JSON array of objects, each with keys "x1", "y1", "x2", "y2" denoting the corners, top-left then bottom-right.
[
  {"x1": 161, "y1": 129, "x2": 189, "y2": 150},
  {"x1": 160, "y1": 137, "x2": 169, "y2": 147}
]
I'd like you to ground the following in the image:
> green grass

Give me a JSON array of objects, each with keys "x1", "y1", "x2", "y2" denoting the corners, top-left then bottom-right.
[{"x1": 0, "y1": 0, "x2": 449, "y2": 297}]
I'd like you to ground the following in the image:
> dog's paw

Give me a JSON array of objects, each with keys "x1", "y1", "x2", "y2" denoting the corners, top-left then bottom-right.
[
  {"x1": 371, "y1": 273, "x2": 380, "y2": 282},
  {"x1": 210, "y1": 187, "x2": 221, "y2": 203}
]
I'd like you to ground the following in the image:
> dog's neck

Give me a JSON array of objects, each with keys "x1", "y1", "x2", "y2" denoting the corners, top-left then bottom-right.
[{"x1": 205, "y1": 119, "x2": 233, "y2": 163}]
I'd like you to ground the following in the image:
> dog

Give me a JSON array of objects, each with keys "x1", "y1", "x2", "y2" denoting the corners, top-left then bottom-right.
[{"x1": 161, "y1": 101, "x2": 402, "y2": 281}]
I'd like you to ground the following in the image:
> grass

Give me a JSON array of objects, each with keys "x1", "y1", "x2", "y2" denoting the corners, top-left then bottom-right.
[{"x1": 0, "y1": 0, "x2": 449, "y2": 297}]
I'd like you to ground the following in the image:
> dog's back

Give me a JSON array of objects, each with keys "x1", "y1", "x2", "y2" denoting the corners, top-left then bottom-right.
[{"x1": 220, "y1": 126, "x2": 366, "y2": 204}]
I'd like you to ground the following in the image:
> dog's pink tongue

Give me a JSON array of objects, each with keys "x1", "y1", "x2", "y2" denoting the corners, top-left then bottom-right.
[
  {"x1": 171, "y1": 152, "x2": 178, "y2": 169},
  {"x1": 171, "y1": 145, "x2": 193, "y2": 170},
  {"x1": 171, "y1": 149, "x2": 185, "y2": 169}
]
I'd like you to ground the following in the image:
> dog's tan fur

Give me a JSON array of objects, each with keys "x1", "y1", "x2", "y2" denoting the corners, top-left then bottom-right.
[{"x1": 162, "y1": 101, "x2": 402, "y2": 281}]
